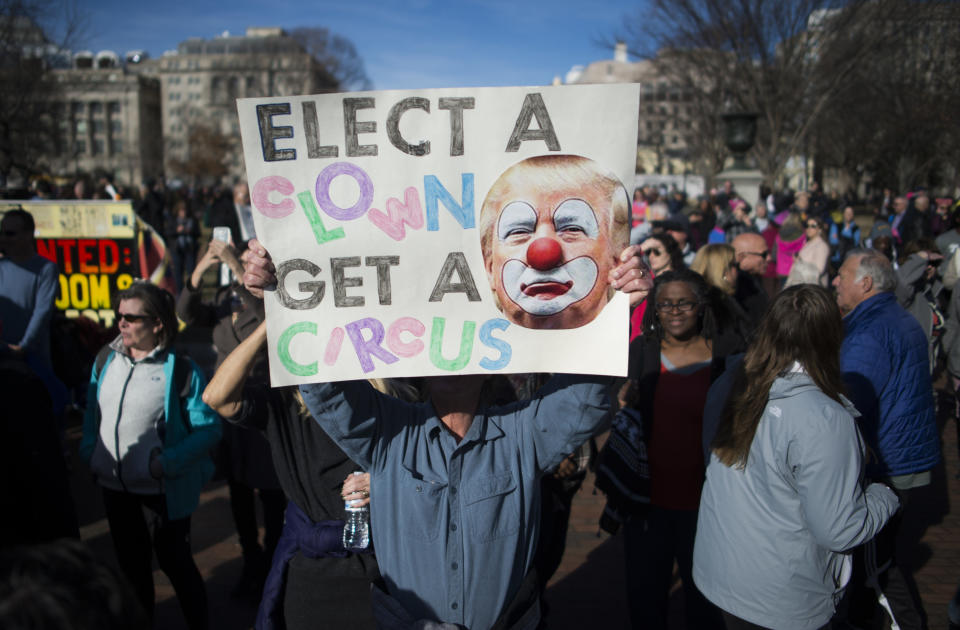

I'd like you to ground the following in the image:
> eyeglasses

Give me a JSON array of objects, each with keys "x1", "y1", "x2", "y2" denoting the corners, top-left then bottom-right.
[
  {"x1": 746, "y1": 250, "x2": 770, "y2": 258},
  {"x1": 117, "y1": 312, "x2": 155, "y2": 323},
  {"x1": 655, "y1": 301, "x2": 699, "y2": 313},
  {"x1": 806, "y1": 223, "x2": 820, "y2": 229},
  {"x1": 645, "y1": 248, "x2": 663, "y2": 257}
]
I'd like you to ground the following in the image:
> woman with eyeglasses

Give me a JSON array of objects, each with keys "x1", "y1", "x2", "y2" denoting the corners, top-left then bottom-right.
[
  {"x1": 79, "y1": 281, "x2": 221, "y2": 629},
  {"x1": 620, "y1": 269, "x2": 744, "y2": 629},
  {"x1": 630, "y1": 233, "x2": 686, "y2": 340},
  {"x1": 693, "y1": 285, "x2": 898, "y2": 630},
  {"x1": 795, "y1": 216, "x2": 831, "y2": 286}
]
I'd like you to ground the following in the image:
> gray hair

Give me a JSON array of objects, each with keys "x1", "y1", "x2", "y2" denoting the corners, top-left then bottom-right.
[{"x1": 847, "y1": 248, "x2": 897, "y2": 292}]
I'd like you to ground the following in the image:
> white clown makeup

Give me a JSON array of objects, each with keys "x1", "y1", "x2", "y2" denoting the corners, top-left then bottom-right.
[
  {"x1": 480, "y1": 154, "x2": 628, "y2": 330},
  {"x1": 495, "y1": 197, "x2": 602, "y2": 316}
]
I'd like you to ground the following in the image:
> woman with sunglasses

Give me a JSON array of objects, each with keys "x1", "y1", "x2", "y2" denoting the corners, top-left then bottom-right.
[
  {"x1": 796, "y1": 216, "x2": 831, "y2": 286},
  {"x1": 620, "y1": 269, "x2": 744, "y2": 629},
  {"x1": 79, "y1": 281, "x2": 221, "y2": 630},
  {"x1": 630, "y1": 233, "x2": 686, "y2": 340}
]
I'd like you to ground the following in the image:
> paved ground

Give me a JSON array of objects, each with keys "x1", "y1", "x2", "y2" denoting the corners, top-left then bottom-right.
[{"x1": 67, "y1": 380, "x2": 960, "y2": 629}]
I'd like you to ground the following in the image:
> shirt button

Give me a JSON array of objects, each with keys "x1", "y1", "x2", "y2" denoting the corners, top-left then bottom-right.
[
  {"x1": 450, "y1": 523, "x2": 457, "y2": 531},
  {"x1": 451, "y1": 562, "x2": 458, "y2": 570},
  {"x1": 452, "y1": 603, "x2": 458, "y2": 610}
]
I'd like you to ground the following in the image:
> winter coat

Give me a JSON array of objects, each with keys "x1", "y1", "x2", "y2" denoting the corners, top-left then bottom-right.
[
  {"x1": 839, "y1": 292, "x2": 939, "y2": 477},
  {"x1": 895, "y1": 253, "x2": 945, "y2": 370},
  {"x1": 80, "y1": 344, "x2": 221, "y2": 519},
  {"x1": 693, "y1": 370, "x2": 899, "y2": 629}
]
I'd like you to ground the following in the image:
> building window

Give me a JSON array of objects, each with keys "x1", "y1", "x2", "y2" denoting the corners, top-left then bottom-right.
[
  {"x1": 92, "y1": 138, "x2": 104, "y2": 155},
  {"x1": 93, "y1": 119, "x2": 105, "y2": 134},
  {"x1": 57, "y1": 120, "x2": 69, "y2": 155},
  {"x1": 108, "y1": 101, "x2": 121, "y2": 115},
  {"x1": 110, "y1": 138, "x2": 123, "y2": 154},
  {"x1": 110, "y1": 119, "x2": 122, "y2": 134},
  {"x1": 71, "y1": 102, "x2": 84, "y2": 115},
  {"x1": 90, "y1": 102, "x2": 103, "y2": 115}
]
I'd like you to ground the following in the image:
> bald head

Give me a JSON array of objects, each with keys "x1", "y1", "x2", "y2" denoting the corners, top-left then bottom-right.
[{"x1": 733, "y1": 233, "x2": 769, "y2": 275}]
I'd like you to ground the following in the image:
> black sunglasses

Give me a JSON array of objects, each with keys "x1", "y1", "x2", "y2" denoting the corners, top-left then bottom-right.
[
  {"x1": 117, "y1": 312, "x2": 155, "y2": 323},
  {"x1": 645, "y1": 247, "x2": 663, "y2": 257}
]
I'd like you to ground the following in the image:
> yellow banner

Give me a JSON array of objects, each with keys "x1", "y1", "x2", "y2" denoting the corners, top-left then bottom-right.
[{"x1": 1, "y1": 200, "x2": 136, "y2": 238}]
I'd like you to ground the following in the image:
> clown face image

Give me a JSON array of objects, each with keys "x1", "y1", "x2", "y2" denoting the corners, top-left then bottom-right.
[{"x1": 480, "y1": 155, "x2": 630, "y2": 329}]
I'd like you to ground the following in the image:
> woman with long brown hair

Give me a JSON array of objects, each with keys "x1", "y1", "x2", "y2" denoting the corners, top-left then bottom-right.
[{"x1": 692, "y1": 285, "x2": 899, "y2": 630}]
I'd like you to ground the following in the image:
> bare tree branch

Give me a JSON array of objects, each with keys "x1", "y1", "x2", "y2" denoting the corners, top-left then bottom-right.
[{"x1": 288, "y1": 27, "x2": 372, "y2": 91}]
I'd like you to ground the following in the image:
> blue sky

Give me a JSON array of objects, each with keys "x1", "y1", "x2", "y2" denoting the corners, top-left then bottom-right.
[{"x1": 78, "y1": 0, "x2": 640, "y2": 90}]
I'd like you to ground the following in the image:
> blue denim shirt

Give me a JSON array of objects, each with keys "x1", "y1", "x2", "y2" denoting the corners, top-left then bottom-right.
[{"x1": 299, "y1": 374, "x2": 613, "y2": 629}]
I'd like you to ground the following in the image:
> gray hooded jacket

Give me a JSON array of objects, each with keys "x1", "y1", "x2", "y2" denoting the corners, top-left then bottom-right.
[{"x1": 693, "y1": 370, "x2": 899, "y2": 629}]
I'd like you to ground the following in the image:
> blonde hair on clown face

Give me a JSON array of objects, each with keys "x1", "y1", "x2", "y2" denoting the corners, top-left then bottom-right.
[{"x1": 479, "y1": 154, "x2": 630, "y2": 262}]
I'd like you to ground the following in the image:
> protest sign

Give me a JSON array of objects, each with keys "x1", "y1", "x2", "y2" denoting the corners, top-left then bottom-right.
[
  {"x1": 237, "y1": 84, "x2": 639, "y2": 385},
  {"x1": 1, "y1": 201, "x2": 139, "y2": 327}
]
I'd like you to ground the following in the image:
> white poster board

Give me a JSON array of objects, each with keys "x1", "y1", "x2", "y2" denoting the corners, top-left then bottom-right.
[{"x1": 237, "y1": 84, "x2": 639, "y2": 385}]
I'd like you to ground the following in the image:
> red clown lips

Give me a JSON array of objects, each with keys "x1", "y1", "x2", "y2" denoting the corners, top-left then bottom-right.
[{"x1": 522, "y1": 281, "x2": 573, "y2": 299}]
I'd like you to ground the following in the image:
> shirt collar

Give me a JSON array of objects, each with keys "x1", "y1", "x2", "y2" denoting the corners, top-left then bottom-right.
[{"x1": 425, "y1": 410, "x2": 505, "y2": 446}]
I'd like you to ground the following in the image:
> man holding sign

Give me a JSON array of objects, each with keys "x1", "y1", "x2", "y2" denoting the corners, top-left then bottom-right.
[{"x1": 241, "y1": 239, "x2": 649, "y2": 629}]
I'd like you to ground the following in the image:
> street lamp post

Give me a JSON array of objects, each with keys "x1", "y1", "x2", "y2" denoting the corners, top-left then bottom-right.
[{"x1": 721, "y1": 111, "x2": 758, "y2": 170}]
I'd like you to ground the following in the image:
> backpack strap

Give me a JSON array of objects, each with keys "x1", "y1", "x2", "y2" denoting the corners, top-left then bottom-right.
[
  {"x1": 93, "y1": 344, "x2": 113, "y2": 380},
  {"x1": 172, "y1": 353, "x2": 195, "y2": 433}
]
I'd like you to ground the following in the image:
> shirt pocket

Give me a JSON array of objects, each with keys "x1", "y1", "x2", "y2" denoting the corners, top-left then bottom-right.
[
  {"x1": 399, "y1": 474, "x2": 445, "y2": 542},
  {"x1": 463, "y1": 471, "x2": 519, "y2": 543}
]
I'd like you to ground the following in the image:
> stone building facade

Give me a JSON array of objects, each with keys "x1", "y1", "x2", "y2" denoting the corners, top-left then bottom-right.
[
  {"x1": 25, "y1": 27, "x2": 335, "y2": 188},
  {"x1": 564, "y1": 43, "x2": 696, "y2": 176},
  {"x1": 144, "y1": 27, "x2": 338, "y2": 182},
  {"x1": 46, "y1": 66, "x2": 163, "y2": 188}
]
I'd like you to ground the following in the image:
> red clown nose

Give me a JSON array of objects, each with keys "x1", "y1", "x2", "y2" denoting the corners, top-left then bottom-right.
[{"x1": 526, "y1": 237, "x2": 563, "y2": 271}]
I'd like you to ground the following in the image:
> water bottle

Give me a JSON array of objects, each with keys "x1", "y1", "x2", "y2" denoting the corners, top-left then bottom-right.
[{"x1": 342, "y1": 476, "x2": 370, "y2": 550}]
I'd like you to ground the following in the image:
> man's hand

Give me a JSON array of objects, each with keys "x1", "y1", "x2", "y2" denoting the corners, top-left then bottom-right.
[
  {"x1": 341, "y1": 471, "x2": 371, "y2": 508},
  {"x1": 916, "y1": 251, "x2": 944, "y2": 280},
  {"x1": 609, "y1": 245, "x2": 654, "y2": 308},
  {"x1": 240, "y1": 238, "x2": 276, "y2": 299}
]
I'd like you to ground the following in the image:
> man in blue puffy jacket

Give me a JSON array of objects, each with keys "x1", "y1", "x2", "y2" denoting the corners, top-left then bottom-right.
[{"x1": 834, "y1": 248, "x2": 939, "y2": 629}]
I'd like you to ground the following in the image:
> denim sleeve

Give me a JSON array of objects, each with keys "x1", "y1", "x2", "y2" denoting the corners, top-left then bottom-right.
[
  {"x1": 518, "y1": 373, "x2": 614, "y2": 473},
  {"x1": 299, "y1": 380, "x2": 409, "y2": 474}
]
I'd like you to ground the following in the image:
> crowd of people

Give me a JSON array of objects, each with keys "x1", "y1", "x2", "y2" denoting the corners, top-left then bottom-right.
[{"x1": 1, "y1": 175, "x2": 959, "y2": 630}]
